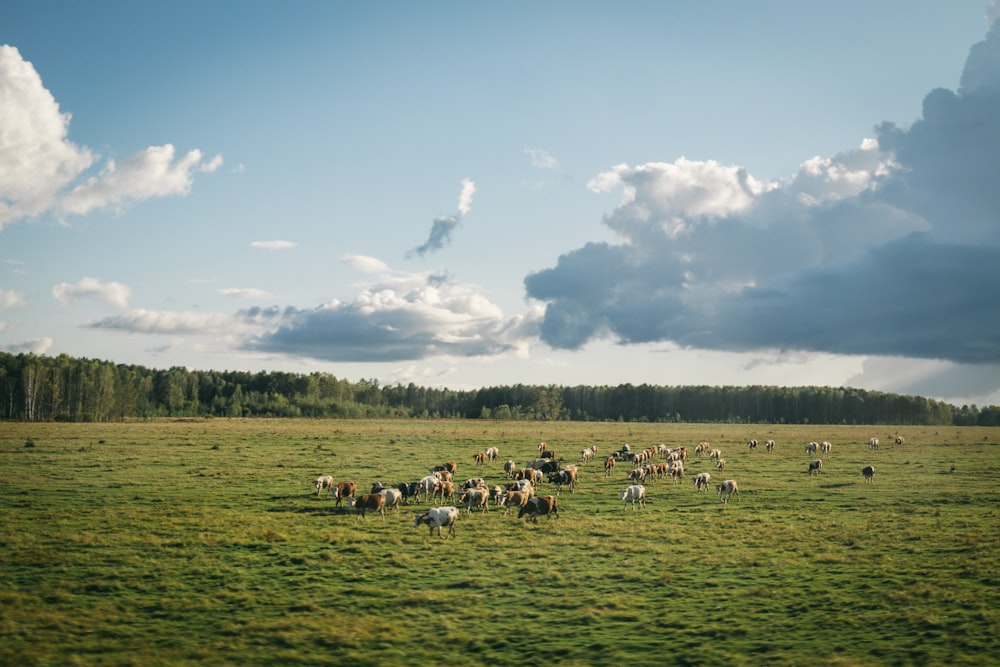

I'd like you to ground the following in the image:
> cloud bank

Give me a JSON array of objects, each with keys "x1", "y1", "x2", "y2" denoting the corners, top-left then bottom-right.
[
  {"x1": 525, "y1": 21, "x2": 1000, "y2": 369},
  {"x1": 0, "y1": 45, "x2": 219, "y2": 229}
]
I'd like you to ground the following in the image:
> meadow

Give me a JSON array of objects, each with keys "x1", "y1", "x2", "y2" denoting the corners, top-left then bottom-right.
[{"x1": 1, "y1": 419, "x2": 998, "y2": 667}]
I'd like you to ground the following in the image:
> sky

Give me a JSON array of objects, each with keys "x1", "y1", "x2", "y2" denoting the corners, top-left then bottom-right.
[{"x1": 2, "y1": 1, "x2": 999, "y2": 408}]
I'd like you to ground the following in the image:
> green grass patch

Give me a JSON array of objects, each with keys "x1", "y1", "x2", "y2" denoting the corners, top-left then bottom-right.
[{"x1": 1, "y1": 419, "x2": 997, "y2": 665}]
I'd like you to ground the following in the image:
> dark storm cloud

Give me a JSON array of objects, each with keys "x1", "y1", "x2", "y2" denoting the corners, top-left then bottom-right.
[{"x1": 524, "y1": 22, "x2": 1000, "y2": 365}]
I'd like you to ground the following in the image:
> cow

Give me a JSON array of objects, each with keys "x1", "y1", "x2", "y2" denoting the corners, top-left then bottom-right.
[
  {"x1": 314, "y1": 475, "x2": 335, "y2": 496},
  {"x1": 473, "y1": 451, "x2": 485, "y2": 466},
  {"x1": 808, "y1": 459, "x2": 823, "y2": 475},
  {"x1": 820, "y1": 441, "x2": 832, "y2": 456},
  {"x1": 500, "y1": 489, "x2": 530, "y2": 515},
  {"x1": 435, "y1": 480, "x2": 456, "y2": 503},
  {"x1": 868, "y1": 438, "x2": 880, "y2": 451},
  {"x1": 462, "y1": 477, "x2": 487, "y2": 491},
  {"x1": 503, "y1": 459, "x2": 516, "y2": 478},
  {"x1": 622, "y1": 484, "x2": 646, "y2": 510},
  {"x1": 693, "y1": 472, "x2": 711, "y2": 492},
  {"x1": 695, "y1": 442, "x2": 711, "y2": 457},
  {"x1": 604, "y1": 456, "x2": 616, "y2": 476},
  {"x1": 717, "y1": 479, "x2": 739, "y2": 503},
  {"x1": 431, "y1": 461, "x2": 458, "y2": 475},
  {"x1": 506, "y1": 479, "x2": 535, "y2": 496},
  {"x1": 418, "y1": 475, "x2": 441, "y2": 501},
  {"x1": 709, "y1": 449, "x2": 722, "y2": 461},
  {"x1": 348, "y1": 493, "x2": 385, "y2": 518},
  {"x1": 547, "y1": 469, "x2": 578, "y2": 494},
  {"x1": 537, "y1": 441, "x2": 547, "y2": 453},
  {"x1": 460, "y1": 487, "x2": 490, "y2": 514},
  {"x1": 715, "y1": 458, "x2": 726, "y2": 471},
  {"x1": 485, "y1": 447, "x2": 499, "y2": 463},
  {"x1": 333, "y1": 481, "x2": 356, "y2": 507},
  {"x1": 489, "y1": 485, "x2": 505, "y2": 507},
  {"x1": 862, "y1": 465, "x2": 875, "y2": 484},
  {"x1": 414, "y1": 506, "x2": 460, "y2": 538},
  {"x1": 895, "y1": 436, "x2": 905, "y2": 447},
  {"x1": 669, "y1": 460, "x2": 684, "y2": 483},
  {"x1": 518, "y1": 495, "x2": 559, "y2": 522},
  {"x1": 765, "y1": 440, "x2": 775, "y2": 453},
  {"x1": 379, "y1": 487, "x2": 403, "y2": 512},
  {"x1": 805, "y1": 442, "x2": 819, "y2": 455},
  {"x1": 747, "y1": 439, "x2": 758, "y2": 451},
  {"x1": 396, "y1": 481, "x2": 420, "y2": 504}
]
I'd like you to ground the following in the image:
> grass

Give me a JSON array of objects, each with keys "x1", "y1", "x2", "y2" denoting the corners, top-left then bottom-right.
[{"x1": 1, "y1": 419, "x2": 998, "y2": 666}]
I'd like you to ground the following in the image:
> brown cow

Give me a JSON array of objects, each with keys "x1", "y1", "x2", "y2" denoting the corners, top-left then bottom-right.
[
  {"x1": 518, "y1": 495, "x2": 559, "y2": 523},
  {"x1": 334, "y1": 481, "x2": 356, "y2": 507},
  {"x1": 348, "y1": 493, "x2": 385, "y2": 518}
]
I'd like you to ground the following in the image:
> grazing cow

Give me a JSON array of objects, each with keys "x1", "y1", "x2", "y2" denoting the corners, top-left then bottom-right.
[
  {"x1": 693, "y1": 472, "x2": 711, "y2": 492},
  {"x1": 518, "y1": 495, "x2": 559, "y2": 522},
  {"x1": 715, "y1": 458, "x2": 726, "y2": 471},
  {"x1": 747, "y1": 439, "x2": 758, "y2": 451},
  {"x1": 862, "y1": 465, "x2": 876, "y2": 484},
  {"x1": 604, "y1": 456, "x2": 616, "y2": 477},
  {"x1": 503, "y1": 460, "x2": 516, "y2": 478},
  {"x1": 431, "y1": 461, "x2": 458, "y2": 475},
  {"x1": 622, "y1": 484, "x2": 646, "y2": 510},
  {"x1": 395, "y1": 481, "x2": 420, "y2": 504},
  {"x1": 808, "y1": 459, "x2": 823, "y2": 475},
  {"x1": 418, "y1": 475, "x2": 441, "y2": 501},
  {"x1": 868, "y1": 438, "x2": 880, "y2": 451},
  {"x1": 314, "y1": 475, "x2": 335, "y2": 496},
  {"x1": 717, "y1": 479, "x2": 739, "y2": 503},
  {"x1": 435, "y1": 480, "x2": 456, "y2": 503},
  {"x1": 414, "y1": 506, "x2": 460, "y2": 538},
  {"x1": 895, "y1": 436, "x2": 905, "y2": 447},
  {"x1": 489, "y1": 485, "x2": 504, "y2": 507},
  {"x1": 460, "y1": 487, "x2": 490, "y2": 514},
  {"x1": 507, "y1": 478, "x2": 535, "y2": 494},
  {"x1": 473, "y1": 451, "x2": 486, "y2": 466},
  {"x1": 709, "y1": 449, "x2": 722, "y2": 461},
  {"x1": 348, "y1": 493, "x2": 386, "y2": 518},
  {"x1": 805, "y1": 442, "x2": 819, "y2": 455},
  {"x1": 334, "y1": 481, "x2": 356, "y2": 507},
  {"x1": 765, "y1": 440, "x2": 775, "y2": 453},
  {"x1": 669, "y1": 460, "x2": 684, "y2": 483},
  {"x1": 537, "y1": 441, "x2": 547, "y2": 453},
  {"x1": 462, "y1": 477, "x2": 487, "y2": 491},
  {"x1": 695, "y1": 442, "x2": 711, "y2": 457},
  {"x1": 485, "y1": 447, "x2": 499, "y2": 463},
  {"x1": 379, "y1": 488, "x2": 403, "y2": 512},
  {"x1": 547, "y1": 469, "x2": 578, "y2": 494},
  {"x1": 500, "y1": 489, "x2": 530, "y2": 515},
  {"x1": 820, "y1": 441, "x2": 832, "y2": 456}
]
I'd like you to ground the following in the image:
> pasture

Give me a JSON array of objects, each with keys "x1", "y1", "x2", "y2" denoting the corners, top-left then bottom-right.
[{"x1": 1, "y1": 419, "x2": 998, "y2": 666}]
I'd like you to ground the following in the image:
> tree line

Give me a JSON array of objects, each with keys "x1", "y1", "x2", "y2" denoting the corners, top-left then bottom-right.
[{"x1": 1, "y1": 352, "x2": 996, "y2": 425}]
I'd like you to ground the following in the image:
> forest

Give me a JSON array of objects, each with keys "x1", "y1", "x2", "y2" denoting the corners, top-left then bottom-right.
[{"x1": 1, "y1": 351, "x2": 996, "y2": 425}]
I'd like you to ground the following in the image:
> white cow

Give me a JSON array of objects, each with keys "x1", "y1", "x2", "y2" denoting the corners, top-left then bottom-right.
[
  {"x1": 314, "y1": 475, "x2": 335, "y2": 496},
  {"x1": 485, "y1": 447, "x2": 499, "y2": 463},
  {"x1": 693, "y1": 472, "x2": 711, "y2": 492},
  {"x1": 868, "y1": 438, "x2": 880, "y2": 451},
  {"x1": 717, "y1": 479, "x2": 739, "y2": 503},
  {"x1": 622, "y1": 484, "x2": 646, "y2": 510},
  {"x1": 820, "y1": 441, "x2": 832, "y2": 455},
  {"x1": 414, "y1": 506, "x2": 460, "y2": 538},
  {"x1": 805, "y1": 442, "x2": 819, "y2": 455},
  {"x1": 379, "y1": 487, "x2": 403, "y2": 512}
]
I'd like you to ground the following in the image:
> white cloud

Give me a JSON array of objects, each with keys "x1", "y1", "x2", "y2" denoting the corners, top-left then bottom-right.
[
  {"x1": 457, "y1": 177, "x2": 476, "y2": 216},
  {"x1": 52, "y1": 277, "x2": 131, "y2": 309},
  {"x1": 0, "y1": 289, "x2": 26, "y2": 311},
  {"x1": 58, "y1": 144, "x2": 217, "y2": 217},
  {"x1": 0, "y1": 45, "x2": 219, "y2": 228},
  {"x1": 217, "y1": 288, "x2": 270, "y2": 299},
  {"x1": 86, "y1": 308, "x2": 243, "y2": 335},
  {"x1": 0, "y1": 45, "x2": 94, "y2": 228},
  {"x1": 2, "y1": 337, "x2": 53, "y2": 355},
  {"x1": 250, "y1": 240, "x2": 297, "y2": 250},
  {"x1": 525, "y1": 148, "x2": 559, "y2": 169},
  {"x1": 344, "y1": 255, "x2": 390, "y2": 274}
]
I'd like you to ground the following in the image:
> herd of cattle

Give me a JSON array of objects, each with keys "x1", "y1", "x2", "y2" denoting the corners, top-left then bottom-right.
[{"x1": 312, "y1": 436, "x2": 895, "y2": 537}]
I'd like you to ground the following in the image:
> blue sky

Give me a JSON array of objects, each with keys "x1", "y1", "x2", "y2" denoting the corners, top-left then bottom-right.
[{"x1": 3, "y1": 1, "x2": 999, "y2": 407}]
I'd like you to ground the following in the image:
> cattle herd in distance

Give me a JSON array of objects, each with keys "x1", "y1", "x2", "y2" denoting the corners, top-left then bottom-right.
[{"x1": 312, "y1": 436, "x2": 899, "y2": 538}]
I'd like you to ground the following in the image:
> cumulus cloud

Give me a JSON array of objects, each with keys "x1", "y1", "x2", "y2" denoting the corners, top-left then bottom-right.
[
  {"x1": 0, "y1": 45, "x2": 219, "y2": 229},
  {"x1": 244, "y1": 257, "x2": 538, "y2": 362},
  {"x1": 53, "y1": 277, "x2": 131, "y2": 309},
  {"x1": 409, "y1": 178, "x2": 476, "y2": 257},
  {"x1": 2, "y1": 337, "x2": 53, "y2": 355},
  {"x1": 525, "y1": 23, "x2": 1000, "y2": 369},
  {"x1": 250, "y1": 240, "x2": 297, "y2": 250}
]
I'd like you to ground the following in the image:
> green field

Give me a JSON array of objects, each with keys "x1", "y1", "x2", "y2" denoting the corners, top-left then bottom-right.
[{"x1": 1, "y1": 419, "x2": 998, "y2": 666}]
